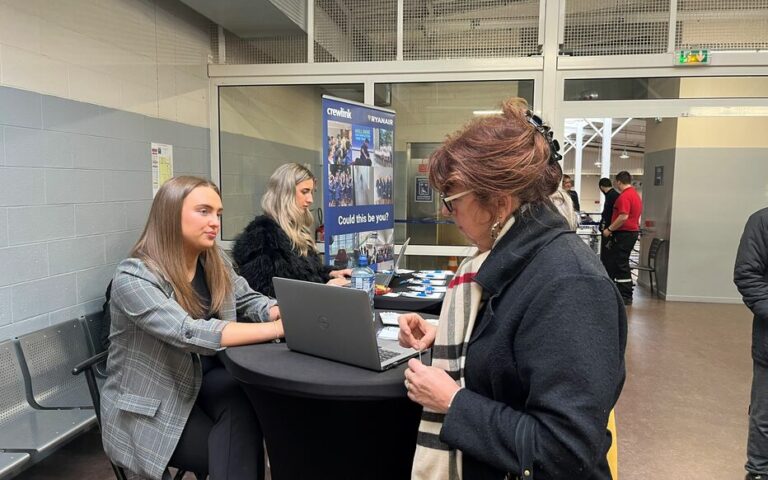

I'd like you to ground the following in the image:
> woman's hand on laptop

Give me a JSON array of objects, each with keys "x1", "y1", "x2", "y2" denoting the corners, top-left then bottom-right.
[
  {"x1": 398, "y1": 313, "x2": 436, "y2": 350},
  {"x1": 329, "y1": 268, "x2": 352, "y2": 279},
  {"x1": 326, "y1": 277, "x2": 351, "y2": 287}
]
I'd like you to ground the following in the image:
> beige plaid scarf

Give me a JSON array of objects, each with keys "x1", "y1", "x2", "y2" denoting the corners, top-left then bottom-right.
[{"x1": 412, "y1": 216, "x2": 515, "y2": 480}]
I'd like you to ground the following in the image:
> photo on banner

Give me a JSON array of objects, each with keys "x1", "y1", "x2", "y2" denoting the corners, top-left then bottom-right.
[{"x1": 322, "y1": 96, "x2": 395, "y2": 273}]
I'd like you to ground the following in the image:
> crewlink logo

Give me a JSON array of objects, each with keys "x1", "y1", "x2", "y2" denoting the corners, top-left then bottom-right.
[
  {"x1": 368, "y1": 115, "x2": 393, "y2": 125},
  {"x1": 326, "y1": 107, "x2": 352, "y2": 119}
]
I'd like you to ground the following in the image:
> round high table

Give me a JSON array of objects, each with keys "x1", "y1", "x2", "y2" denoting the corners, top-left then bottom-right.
[
  {"x1": 373, "y1": 272, "x2": 450, "y2": 314},
  {"x1": 221, "y1": 342, "x2": 429, "y2": 480}
]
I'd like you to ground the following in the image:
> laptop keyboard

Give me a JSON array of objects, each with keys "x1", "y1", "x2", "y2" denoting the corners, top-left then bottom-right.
[{"x1": 378, "y1": 347, "x2": 400, "y2": 363}]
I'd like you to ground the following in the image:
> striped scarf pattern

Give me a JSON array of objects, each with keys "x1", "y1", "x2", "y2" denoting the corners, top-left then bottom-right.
[{"x1": 411, "y1": 217, "x2": 515, "y2": 480}]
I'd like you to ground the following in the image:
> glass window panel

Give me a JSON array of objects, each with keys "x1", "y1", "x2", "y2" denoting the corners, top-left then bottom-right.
[
  {"x1": 218, "y1": 84, "x2": 364, "y2": 241},
  {"x1": 374, "y1": 80, "x2": 535, "y2": 247},
  {"x1": 565, "y1": 76, "x2": 768, "y2": 101}
]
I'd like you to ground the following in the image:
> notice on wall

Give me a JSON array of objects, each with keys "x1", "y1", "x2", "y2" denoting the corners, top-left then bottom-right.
[
  {"x1": 322, "y1": 95, "x2": 396, "y2": 272},
  {"x1": 415, "y1": 176, "x2": 433, "y2": 202},
  {"x1": 151, "y1": 143, "x2": 173, "y2": 196}
]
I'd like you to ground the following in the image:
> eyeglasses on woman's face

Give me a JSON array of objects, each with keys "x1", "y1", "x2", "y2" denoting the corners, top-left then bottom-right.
[{"x1": 440, "y1": 190, "x2": 472, "y2": 213}]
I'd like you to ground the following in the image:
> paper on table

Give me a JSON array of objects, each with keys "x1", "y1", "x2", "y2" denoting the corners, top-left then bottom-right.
[
  {"x1": 408, "y1": 278, "x2": 446, "y2": 286},
  {"x1": 396, "y1": 269, "x2": 415, "y2": 274},
  {"x1": 419, "y1": 269, "x2": 453, "y2": 275},
  {"x1": 377, "y1": 326, "x2": 400, "y2": 341},
  {"x1": 380, "y1": 311, "x2": 401, "y2": 325},
  {"x1": 413, "y1": 272, "x2": 448, "y2": 280},
  {"x1": 402, "y1": 291, "x2": 442, "y2": 299},
  {"x1": 408, "y1": 285, "x2": 447, "y2": 293}
]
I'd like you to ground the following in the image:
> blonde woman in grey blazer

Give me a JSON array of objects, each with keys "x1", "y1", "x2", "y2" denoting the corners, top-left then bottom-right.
[{"x1": 101, "y1": 176, "x2": 283, "y2": 480}]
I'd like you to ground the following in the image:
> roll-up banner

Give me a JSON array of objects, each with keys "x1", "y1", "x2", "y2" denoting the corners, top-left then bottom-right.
[{"x1": 322, "y1": 95, "x2": 395, "y2": 273}]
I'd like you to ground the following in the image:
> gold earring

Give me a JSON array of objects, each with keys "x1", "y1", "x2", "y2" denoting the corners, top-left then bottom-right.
[{"x1": 490, "y1": 220, "x2": 501, "y2": 239}]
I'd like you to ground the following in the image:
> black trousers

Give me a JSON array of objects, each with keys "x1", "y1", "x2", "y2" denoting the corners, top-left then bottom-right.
[
  {"x1": 603, "y1": 231, "x2": 638, "y2": 301},
  {"x1": 747, "y1": 358, "x2": 768, "y2": 475},
  {"x1": 169, "y1": 360, "x2": 265, "y2": 480}
]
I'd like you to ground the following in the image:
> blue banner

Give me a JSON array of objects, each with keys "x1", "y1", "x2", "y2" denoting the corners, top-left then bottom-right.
[{"x1": 322, "y1": 96, "x2": 395, "y2": 273}]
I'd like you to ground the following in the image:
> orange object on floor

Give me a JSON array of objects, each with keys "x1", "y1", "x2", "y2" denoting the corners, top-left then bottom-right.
[{"x1": 608, "y1": 409, "x2": 618, "y2": 479}]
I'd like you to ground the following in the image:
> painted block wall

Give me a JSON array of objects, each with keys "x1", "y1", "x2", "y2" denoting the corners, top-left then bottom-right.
[{"x1": 0, "y1": 0, "x2": 213, "y2": 340}]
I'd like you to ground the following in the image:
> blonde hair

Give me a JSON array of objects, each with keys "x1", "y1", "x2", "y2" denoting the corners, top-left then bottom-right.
[
  {"x1": 261, "y1": 163, "x2": 316, "y2": 256},
  {"x1": 550, "y1": 188, "x2": 579, "y2": 230},
  {"x1": 131, "y1": 176, "x2": 232, "y2": 318}
]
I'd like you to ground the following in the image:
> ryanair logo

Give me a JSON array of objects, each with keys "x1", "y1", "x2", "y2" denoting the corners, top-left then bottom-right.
[{"x1": 368, "y1": 114, "x2": 393, "y2": 125}]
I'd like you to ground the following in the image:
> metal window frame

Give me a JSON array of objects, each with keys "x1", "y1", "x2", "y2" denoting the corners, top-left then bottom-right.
[{"x1": 210, "y1": 0, "x2": 768, "y2": 256}]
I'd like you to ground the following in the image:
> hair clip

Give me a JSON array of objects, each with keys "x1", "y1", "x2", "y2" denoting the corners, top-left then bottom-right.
[{"x1": 526, "y1": 110, "x2": 562, "y2": 165}]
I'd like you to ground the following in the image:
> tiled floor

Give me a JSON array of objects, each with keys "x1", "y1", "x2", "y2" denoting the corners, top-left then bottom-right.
[{"x1": 13, "y1": 288, "x2": 755, "y2": 479}]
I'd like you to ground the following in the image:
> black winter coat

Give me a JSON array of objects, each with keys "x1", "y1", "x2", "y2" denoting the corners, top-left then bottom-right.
[
  {"x1": 734, "y1": 207, "x2": 768, "y2": 364},
  {"x1": 232, "y1": 215, "x2": 333, "y2": 298},
  {"x1": 439, "y1": 204, "x2": 627, "y2": 480}
]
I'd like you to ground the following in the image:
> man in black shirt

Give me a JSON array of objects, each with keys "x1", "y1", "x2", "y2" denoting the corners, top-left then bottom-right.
[{"x1": 599, "y1": 177, "x2": 620, "y2": 267}]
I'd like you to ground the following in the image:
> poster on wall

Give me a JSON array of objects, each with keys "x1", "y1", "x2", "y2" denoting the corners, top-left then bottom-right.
[
  {"x1": 151, "y1": 143, "x2": 173, "y2": 196},
  {"x1": 322, "y1": 95, "x2": 395, "y2": 273}
]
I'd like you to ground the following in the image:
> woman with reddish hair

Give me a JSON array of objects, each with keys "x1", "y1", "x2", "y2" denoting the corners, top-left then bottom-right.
[{"x1": 399, "y1": 99, "x2": 626, "y2": 480}]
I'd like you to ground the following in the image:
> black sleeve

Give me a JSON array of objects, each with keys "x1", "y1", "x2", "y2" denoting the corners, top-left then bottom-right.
[
  {"x1": 440, "y1": 275, "x2": 625, "y2": 477},
  {"x1": 735, "y1": 211, "x2": 768, "y2": 319},
  {"x1": 232, "y1": 222, "x2": 293, "y2": 298}
]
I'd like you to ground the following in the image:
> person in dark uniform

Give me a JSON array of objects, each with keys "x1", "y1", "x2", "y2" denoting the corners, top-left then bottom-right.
[
  {"x1": 599, "y1": 177, "x2": 620, "y2": 267},
  {"x1": 735, "y1": 208, "x2": 768, "y2": 480}
]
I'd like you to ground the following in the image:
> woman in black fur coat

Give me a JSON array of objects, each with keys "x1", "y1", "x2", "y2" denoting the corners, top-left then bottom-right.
[{"x1": 232, "y1": 164, "x2": 351, "y2": 298}]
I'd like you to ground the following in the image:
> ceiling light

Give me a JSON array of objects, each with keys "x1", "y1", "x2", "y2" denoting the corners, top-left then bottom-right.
[
  {"x1": 472, "y1": 110, "x2": 502, "y2": 116},
  {"x1": 620, "y1": 149, "x2": 629, "y2": 159}
]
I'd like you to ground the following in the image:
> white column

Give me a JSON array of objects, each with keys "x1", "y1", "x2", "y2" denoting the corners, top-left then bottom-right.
[
  {"x1": 601, "y1": 118, "x2": 612, "y2": 180},
  {"x1": 574, "y1": 122, "x2": 584, "y2": 199}
]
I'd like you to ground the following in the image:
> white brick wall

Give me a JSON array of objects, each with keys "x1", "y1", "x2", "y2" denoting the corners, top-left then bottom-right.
[
  {"x1": 0, "y1": 0, "x2": 213, "y2": 339},
  {"x1": 0, "y1": 0, "x2": 211, "y2": 128}
]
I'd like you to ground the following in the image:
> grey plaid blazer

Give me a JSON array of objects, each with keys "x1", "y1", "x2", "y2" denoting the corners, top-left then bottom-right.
[{"x1": 101, "y1": 257, "x2": 277, "y2": 479}]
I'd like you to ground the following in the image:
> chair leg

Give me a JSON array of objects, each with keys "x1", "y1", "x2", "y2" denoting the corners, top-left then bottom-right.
[
  {"x1": 113, "y1": 463, "x2": 128, "y2": 480},
  {"x1": 649, "y1": 271, "x2": 654, "y2": 296}
]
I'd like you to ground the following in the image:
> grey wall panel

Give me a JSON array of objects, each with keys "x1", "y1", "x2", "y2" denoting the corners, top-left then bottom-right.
[
  {"x1": 8, "y1": 205, "x2": 75, "y2": 244},
  {"x1": 46, "y1": 169, "x2": 104, "y2": 204},
  {"x1": 0, "y1": 208, "x2": 7, "y2": 247},
  {"x1": 0, "y1": 85, "x2": 211, "y2": 339},
  {"x1": 105, "y1": 230, "x2": 141, "y2": 264},
  {"x1": 0, "y1": 167, "x2": 45, "y2": 206},
  {"x1": 125, "y1": 201, "x2": 153, "y2": 230},
  {"x1": 103, "y1": 171, "x2": 153, "y2": 202},
  {"x1": 4, "y1": 126, "x2": 45, "y2": 167},
  {"x1": 0, "y1": 87, "x2": 42, "y2": 129},
  {"x1": 0, "y1": 287, "x2": 10, "y2": 327},
  {"x1": 76, "y1": 264, "x2": 119, "y2": 303},
  {"x1": 12, "y1": 274, "x2": 77, "y2": 321},
  {"x1": 0, "y1": 244, "x2": 49, "y2": 287},
  {"x1": 42, "y1": 95, "x2": 110, "y2": 137},
  {"x1": 75, "y1": 203, "x2": 127, "y2": 235},
  {"x1": 48, "y1": 236, "x2": 106, "y2": 276}
]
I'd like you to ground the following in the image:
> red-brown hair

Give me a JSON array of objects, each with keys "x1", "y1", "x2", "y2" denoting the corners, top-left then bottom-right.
[{"x1": 428, "y1": 98, "x2": 561, "y2": 216}]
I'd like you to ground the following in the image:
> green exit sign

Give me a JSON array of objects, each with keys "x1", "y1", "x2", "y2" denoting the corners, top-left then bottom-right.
[{"x1": 677, "y1": 49, "x2": 710, "y2": 65}]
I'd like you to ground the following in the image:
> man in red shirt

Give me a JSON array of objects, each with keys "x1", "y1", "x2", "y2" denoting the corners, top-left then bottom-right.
[{"x1": 602, "y1": 171, "x2": 642, "y2": 305}]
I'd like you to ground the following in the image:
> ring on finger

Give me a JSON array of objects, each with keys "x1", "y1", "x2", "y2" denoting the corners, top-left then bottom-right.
[{"x1": 404, "y1": 378, "x2": 410, "y2": 390}]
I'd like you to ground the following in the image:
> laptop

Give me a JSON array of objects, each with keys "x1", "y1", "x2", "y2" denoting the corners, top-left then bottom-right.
[
  {"x1": 375, "y1": 237, "x2": 410, "y2": 286},
  {"x1": 273, "y1": 277, "x2": 421, "y2": 371}
]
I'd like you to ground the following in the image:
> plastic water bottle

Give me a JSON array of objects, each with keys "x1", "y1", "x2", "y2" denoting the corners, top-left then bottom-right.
[{"x1": 351, "y1": 255, "x2": 375, "y2": 317}]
